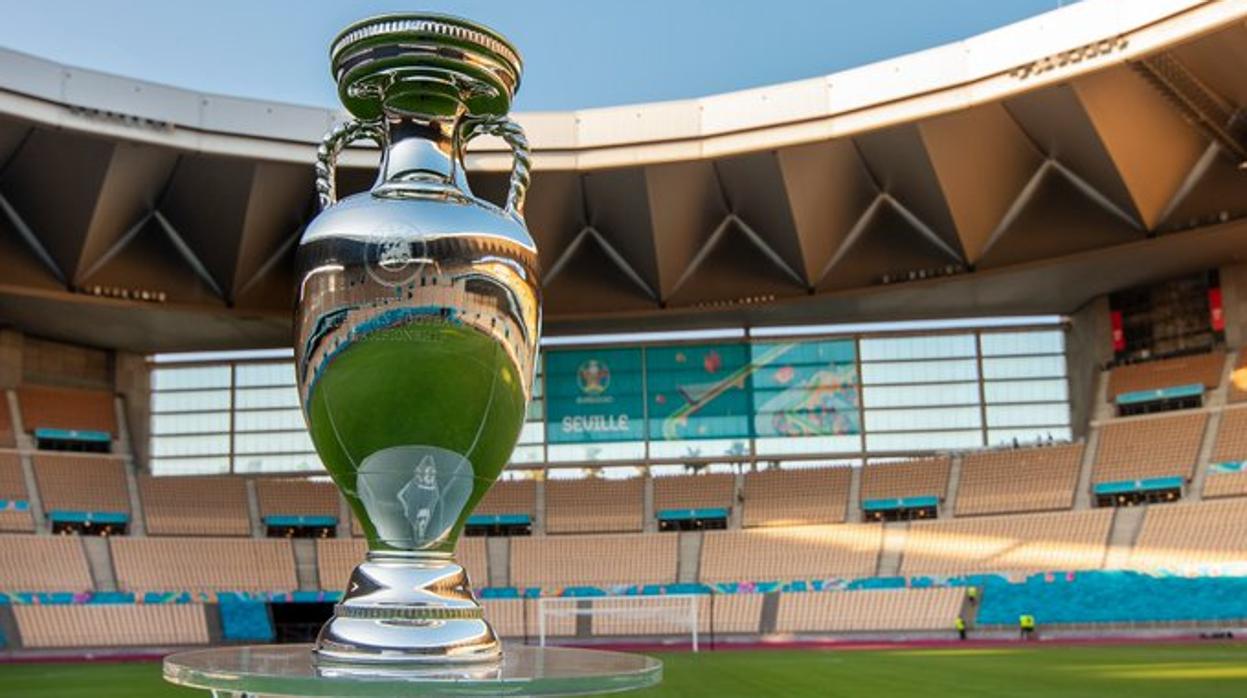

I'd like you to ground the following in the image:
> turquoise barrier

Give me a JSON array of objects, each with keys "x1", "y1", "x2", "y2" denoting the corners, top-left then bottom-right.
[
  {"x1": 262, "y1": 515, "x2": 337, "y2": 527},
  {"x1": 977, "y1": 571, "x2": 1247, "y2": 625},
  {"x1": 1115, "y1": 383, "x2": 1203, "y2": 405},
  {"x1": 218, "y1": 598, "x2": 275, "y2": 642},
  {"x1": 1209, "y1": 460, "x2": 1246, "y2": 474},
  {"x1": 1093, "y1": 476, "x2": 1184, "y2": 496},
  {"x1": 47, "y1": 510, "x2": 128, "y2": 525},
  {"x1": 0, "y1": 499, "x2": 29, "y2": 512},
  {"x1": 33, "y1": 427, "x2": 111, "y2": 443},
  {"x1": 467, "y1": 513, "x2": 531, "y2": 526},
  {"x1": 861, "y1": 495, "x2": 938, "y2": 512},
  {"x1": 656, "y1": 507, "x2": 729, "y2": 522}
]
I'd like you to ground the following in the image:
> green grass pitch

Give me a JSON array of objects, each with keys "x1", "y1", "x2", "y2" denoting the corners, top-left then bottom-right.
[{"x1": 1, "y1": 643, "x2": 1245, "y2": 697}]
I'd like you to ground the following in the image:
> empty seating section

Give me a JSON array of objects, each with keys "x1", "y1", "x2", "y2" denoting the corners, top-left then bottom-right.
[
  {"x1": 110, "y1": 538, "x2": 296, "y2": 592},
  {"x1": 1092, "y1": 412, "x2": 1206, "y2": 484},
  {"x1": 1204, "y1": 471, "x2": 1247, "y2": 499},
  {"x1": 511, "y1": 534, "x2": 676, "y2": 588},
  {"x1": 480, "y1": 598, "x2": 530, "y2": 638},
  {"x1": 653, "y1": 473, "x2": 735, "y2": 512},
  {"x1": 1107, "y1": 351, "x2": 1224, "y2": 399},
  {"x1": 0, "y1": 536, "x2": 93, "y2": 591},
  {"x1": 1128, "y1": 499, "x2": 1247, "y2": 570},
  {"x1": 545, "y1": 478, "x2": 642, "y2": 534},
  {"x1": 33, "y1": 453, "x2": 129, "y2": 514},
  {"x1": 315, "y1": 537, "x2": 488, "y2": 591},
  {"x1": 742, "y1": 467, "x2": 849, "y2": 527},
  {"x1": 0, "y1": 396, "x2": 14, "y2": 446},
  {"x1": 776, "y1": 588, "x2": 963, "y2": 633},
  {"x1": 14, "y1": 604, "x2": 209, "y2": 648},
  {"x1": 700, "y1": 525, "x2": 882, "y2": 583},
  {"x1": 476, "y1": 479, "x2": 537, "y2": 517},
  {"x1": 707, "y1": 593, "x2": 765, "y2": 634},
  {"x1": 1211, "y1": 407, "x2": 1247, "y2": 463},
  {"x1": 956, "y1": 444, "x2": 1083, "y2": 516},
  {"x1": 860, "y1": 457, "x2": 950, "y2": 502},
  {"x1": 900, "y1": 509, "x2": 1112, "y2": 575},
  {"x1": 255, "y1": 478, "x2": 340, "y2": 519},
  {"x1": 0, "y1": 451, "x2": 33, "y2": 532},
  {"x1": 16, "y1": 385, "x2": 116, "y2": 434},
  {"x1": 139, "y1": 475, "x2": 250, "y2": 536}
]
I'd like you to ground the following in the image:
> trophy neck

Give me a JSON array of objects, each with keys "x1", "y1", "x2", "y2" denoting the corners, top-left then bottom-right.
[{"x1": 372, "y1": 109, "x2": 472, "y2": 201}]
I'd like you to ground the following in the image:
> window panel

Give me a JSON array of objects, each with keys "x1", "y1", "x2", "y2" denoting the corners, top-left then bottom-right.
[
  {"x1": 518, "y1": 421, "x2": 545, "y2": 445},
  {"x1": 860, "y1": 359, "x2": 979, "y2": 385},
  {"x1": 152, "y1": 389, "x2": 231, "y2": 413},
  {"x1": 509, "y1": 445, "x2": 546, "y2": 464},
  {"x1": 150, "y1": 456, "x2": 230, "y2": 476},
  {"x1": 864, "y1": 406, "x2": 982, "y2": 432},
  {"x1": 985, "y1": 403, "x2": 1069, "y2": 428},
  {"x1": 234, "y1": 430, "x2": 315, "y2": 454},
  {"x1": 860, "y1": 334, "x2": 976, "y2": 361},
  {"x1": 981, "y1": 355, "x2": 1066, "y2": 380},
  {"x1": 754, "y1": 434, "x2": 862, "y2": 456},
  {"x1": 233, "y1": 453, "x2": 323, "y2": 474},
  {"x1": 547, "y1": 441, "x2": 645, "y2": 463},
  {"x1": 983, "y1": 379, "x2": 1069, "y2": 404},
  {"x1": 234, "y1": 386, "x2": 301, "y2": 409},
  {"x1": 151, "y1": 412, "x2": 230, "y2": 436},
  {"x1": 980, "y1": 330, "x2": 1064, "y2": 356},
  {"x1": 235, "y1": 363, "x2": 295, "y2": 387},
  {"x1": 151, "y1": 434, "x2": 230, "y2": 458},
  {"x1": 988, "y1": 427, "x2": 1073, "y2": 447},
  {"x1": 865, "y1": 430, "x2": 984, "y2": 452},
  {"x1": 234, "y1": 409, "x2": 306, "y2": 432},
  {"x1": 152, "y1": 366, "x2": 231, "y2": 391},
  {"x1": 862, "y1": 382, "x2": 979, "y2": 408}
]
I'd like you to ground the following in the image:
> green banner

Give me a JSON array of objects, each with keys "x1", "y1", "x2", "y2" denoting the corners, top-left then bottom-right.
[
  {"x1": 544, "y1": 348, "x2": 645, "y2": 443},
  {"x1": 750, "y1": 339, "x2": 860, "y2": 437},
  {"x1": 646, "y1": 343, "x2": 753, "y2": 441}
]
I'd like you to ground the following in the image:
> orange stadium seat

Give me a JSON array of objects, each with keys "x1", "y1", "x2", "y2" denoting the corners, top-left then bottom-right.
[
  {"x1": 475, "y1": 479, "x2": 537, "y2": 518},
  {"x1": 1107, "y1": 351, "x2": 1225, "y2": 400},
  {"x1": 14, "y1": 604, "x2": 209, "y2": 648},
  {"x1": 0, "y1": 535, "x2": 94, "y2": 592},
  {"x1": 899, "y1": 509, "x2": 1112, "y2": 575},
  {"x1": 956, "y1": 444, "x2": 1083, "y2": 516},
  {"x1": 139, "y1": 475, "x2": 251, "y2": 536},
  {"x1": 254, "y1": 478, "x2": 340, "y2": 519},
  {"x1": 653, "y1": 472, "x2": 735, "y2": 513},
  {"x1": 544, "y1": 477, "x2": 643, "y2": 534},
  {"x1": 1092, "y1": 412, "x2": 1207, "y2": 484},
  {"x1": 17, "y1": 384, "x2": 116, "y2": 434},
  {"x1": 0, "y1": 451, "x2": 34, "y2": 532},
  {"x1": 32, "y1": 453, "x2": 129, "y2": 514},
  {"x1": 741, "y1": 466, "x2": 850, "y2": 527},
  {"x1": 775, "y1": 588, "x2": 963, "y2": 633},
  {"x1": 1127, "y1": 499, "x2": 1247, "y2": 570},
  {"x1": 511, "y1": 533, "x2": 676, "y2": 588},
  {"x1": 860, "y1": 457, "x2": 951, "y2": 502},
  {"x1": 700, "y1": 525, "x2": 882, "y2": 583},
  {"x1": 110, "y1": 537, "x2": 297, "y2": 592}
]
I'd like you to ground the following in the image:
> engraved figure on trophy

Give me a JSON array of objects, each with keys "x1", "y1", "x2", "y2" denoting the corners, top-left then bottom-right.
[{"x1": 293, "y1": 13, "x2": 541, "y2": 664}]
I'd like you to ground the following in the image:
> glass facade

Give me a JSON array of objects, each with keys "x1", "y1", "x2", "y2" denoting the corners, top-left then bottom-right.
[{"x1": 149, "y1": 327, "x2": 1071, "y2": 476}]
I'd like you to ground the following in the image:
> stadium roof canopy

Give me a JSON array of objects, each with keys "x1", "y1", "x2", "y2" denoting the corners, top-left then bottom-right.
[{"x1": 0, "y1": 0, "x2": 1246, "y2": 351}]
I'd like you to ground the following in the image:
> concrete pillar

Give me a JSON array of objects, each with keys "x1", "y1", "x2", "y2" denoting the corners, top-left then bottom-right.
[
  {"x1": 114, "y1": 352, "x2": 151, "y2": 468},
  {"x1": 1066, "y1": 297, "x2": 1113, "y2": 440},
  {"x1": 1219, "y1": 262, "x2": 1247, "y2": 349},
  {"x1": 0, "y1": 329, "x2": 21, "y2": 389}
]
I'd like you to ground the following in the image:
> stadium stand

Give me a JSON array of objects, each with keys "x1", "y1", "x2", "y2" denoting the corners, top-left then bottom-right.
[
  {"x1": 1127, "y1": 499, "x2": 1247, "y2": 570},
  {"x1": 544, "y1": 477, "x2": 643, "y2": 534},
  {"x1": 476, "y1": 479, "x2": 537, "y2": 518},
  {"x1": 13, "y1": 604, "x2": 209, "y2": 648},
  {"x1": 32, "y1": 453, "x2": 129, "y2": 515},
  {"x1": 315, "y1": 537, "x2": 489, "y2": 591},
  {"x1": 15, "y1": 384, "x2": 116, "y2": 435},
  {"x1": 479, "y1": 597, "x2": 531, "y2": 638},
  {"x1": 1229, "y1": 348, "x2": 1247, "y2": 403},
  {"x1": 589, "y1": 595, "x2": 711, "y2": 636},
  {"x1": 0, "y1": 535, "x2": 94, "y2": 592},
  {"x1": 899, "y1": 509, "x2": 1112, "y2": 575},
  {"x1": 860, "y1": 457, "x2": 951, "y2": 502},
  {"x1": 254, "y1": 478, "x2": 339, "y2": 519},
  {"x1": 653, "y1": 472, "x2": 735, "y2": 512},
  {"x1": 955, "y1": 444, "x2": 1083, "y2": 516},
  {"x1": 0, "y1": 452, "x2": 34, "y2": 532},
  {"x1": 510, "y1": 533, "x2": 676, "y2": 587},
  {"x1": 138, "y1": 475, "x2": 250, "y2": 537},
  {"x1": 741, "y1": 466, "x2": 850, "y2": 527},
  {"x1": 110, "y1": 538, "x2": 297, "y2": 592},
  {"x1": 1204, "y1": 407, "x2": 1247, "y2": 499},
  {"x1": 699, "y1": 525, "x2": 883, "y2": 583},
  {"x1": 775, "y1": 588, "x2": 963, "y2": 633},
  {"x1": 707, "y1": 593, "x2": 766, "y2": 634},
  {"x1": 1107, "y1": 351, "x2": 1225, "y2": 400},
  {"x1": 1091, "y1": 412, "x2": 1207, "y2": 484},
  {"x1": 0, "y1": 397, "x2": 15, "y2": 447}
]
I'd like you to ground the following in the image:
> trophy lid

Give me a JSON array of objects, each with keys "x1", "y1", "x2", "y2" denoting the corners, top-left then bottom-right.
[{"x1": 330, "y1": 13, "x2": 523, "y2": 120}]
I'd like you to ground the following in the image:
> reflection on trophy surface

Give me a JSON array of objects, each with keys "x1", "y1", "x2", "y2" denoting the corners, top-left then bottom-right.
[{"x1": 293, "y1": 13, "x2": 540, "y2": 663}]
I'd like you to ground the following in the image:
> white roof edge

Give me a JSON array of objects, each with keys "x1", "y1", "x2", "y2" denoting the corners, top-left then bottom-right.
[{"x1": 0, "y1": 0, "x2": 1240, "y2": 171}]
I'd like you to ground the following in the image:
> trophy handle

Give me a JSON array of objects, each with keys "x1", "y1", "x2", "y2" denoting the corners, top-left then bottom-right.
[
  {"x1": 462, "y1": 115, "x2": 531, "y2": 220},
  {"x1": 315, "y1": 119, "x2": 386, "y2": 210}
]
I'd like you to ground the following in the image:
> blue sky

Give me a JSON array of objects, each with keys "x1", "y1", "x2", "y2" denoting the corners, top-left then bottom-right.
[{"x1": 0, "y1": 1, "x2": 1066, "y2": 111}]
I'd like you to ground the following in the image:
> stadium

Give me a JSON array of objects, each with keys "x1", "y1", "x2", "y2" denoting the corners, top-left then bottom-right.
[{"x1": 2, "y1": 0, "x2": 1247, "y2": 695}]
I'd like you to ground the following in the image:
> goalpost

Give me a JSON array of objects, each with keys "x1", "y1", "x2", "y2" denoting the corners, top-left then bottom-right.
[{"x1": 536, "y1": 595, "x2": 703, "y2": 652}]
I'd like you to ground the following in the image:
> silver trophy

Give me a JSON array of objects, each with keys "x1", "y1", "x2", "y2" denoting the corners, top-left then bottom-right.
[{"x1": 294, "y1": 13, "x2": 540, "y2": 663}]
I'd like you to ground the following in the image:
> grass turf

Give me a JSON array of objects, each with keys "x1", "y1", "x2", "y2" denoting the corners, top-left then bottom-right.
[{"x1": 1, "y1": 643, "x2": 1245, "y2": 697}]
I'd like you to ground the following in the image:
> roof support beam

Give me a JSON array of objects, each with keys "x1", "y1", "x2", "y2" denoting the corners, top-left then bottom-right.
[{"x1": 0, "y1": 192, "x2": 64, "y2": 285}]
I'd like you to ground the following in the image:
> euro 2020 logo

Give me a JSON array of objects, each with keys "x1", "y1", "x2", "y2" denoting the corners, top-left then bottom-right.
[
  {"x1": 577, "y1": 359, "x2": 610, "y2": 396},
  {"x1": 365, "y1": 220, "x2": 431, "y2": 288}
]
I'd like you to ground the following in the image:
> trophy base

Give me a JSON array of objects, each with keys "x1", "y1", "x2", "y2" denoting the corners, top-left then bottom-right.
[{"x1": 313, "y1": 552, "x2": 500, "y2": 664}]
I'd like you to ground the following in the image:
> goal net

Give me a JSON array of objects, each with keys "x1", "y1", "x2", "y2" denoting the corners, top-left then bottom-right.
[{"x1": 536, "y1": 595, "x2": 704, "y2": 651}]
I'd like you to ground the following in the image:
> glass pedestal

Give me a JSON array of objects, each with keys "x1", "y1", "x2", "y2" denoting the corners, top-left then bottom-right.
[{"x1": 163, "y1": 644, "x2": 662, "y2": 697}]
